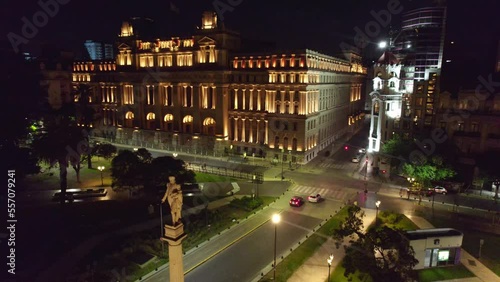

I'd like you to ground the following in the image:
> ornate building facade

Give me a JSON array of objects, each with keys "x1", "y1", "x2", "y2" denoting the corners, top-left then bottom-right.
[{"x1": 72, "y1": 11, "x2": 366, "y2": 164}]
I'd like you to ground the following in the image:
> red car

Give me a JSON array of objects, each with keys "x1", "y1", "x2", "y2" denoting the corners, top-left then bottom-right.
[{"x1": 289, "y1": 196, "x2": 305, "y2": 207}]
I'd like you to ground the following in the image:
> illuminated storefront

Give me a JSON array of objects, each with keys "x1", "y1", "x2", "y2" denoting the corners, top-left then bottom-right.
[{"x1": 404, "y1": 228, "x2": 463, "y2": 270}]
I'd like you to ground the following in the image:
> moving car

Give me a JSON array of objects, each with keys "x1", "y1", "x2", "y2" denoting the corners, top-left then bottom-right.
[
  {"x1": 352, "y1": 152, "x2": 365, "y2": 163},
  {"x1": 351, "y1": 155, "x2": 361, "y2": 163},
  {"x1": 308, "y1": 194, "x2": 322, "y2": 203},
  {"x1": 289, "y1": 196, "x2": 305, "y2": 207},
  {"x1": 358, "y1": 148, "x2": 366, "y2": 154},
  {"x1": 433, "y1": 186, "x2": 448, "y2": 195}
]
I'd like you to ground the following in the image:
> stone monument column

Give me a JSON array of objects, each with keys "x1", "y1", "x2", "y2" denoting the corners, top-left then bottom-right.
[{"x1": 161, "y1": 176, "x2": 187, "y2": 282}]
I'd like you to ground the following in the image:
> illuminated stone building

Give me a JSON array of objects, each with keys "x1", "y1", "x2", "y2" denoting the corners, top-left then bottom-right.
[
  {"x1": 435, "y1": 89, "x2": 500, "y2": 155},
  {"x1": 72, "y1": 11, "x2": 366, "y2": 164}
]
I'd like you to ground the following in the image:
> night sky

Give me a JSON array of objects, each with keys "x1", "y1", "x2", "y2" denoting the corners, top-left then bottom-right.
[{"x1": 2, "y1": 0, "x2": 499, "y2": 87}]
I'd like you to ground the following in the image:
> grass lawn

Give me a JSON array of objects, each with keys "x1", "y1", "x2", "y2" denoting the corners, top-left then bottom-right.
[
  {"x1": 377, "y1": 210, "x2": 419, "y2": 231},
  {"x1": 194, "y1": 172, "x2": 238, "y2": 183},
  {"x1": 331, "y1": 263, "x2": 372, "y2": 282},
  {"x1": 417, "y1": 265, "x2": 474, "y2": 282}
]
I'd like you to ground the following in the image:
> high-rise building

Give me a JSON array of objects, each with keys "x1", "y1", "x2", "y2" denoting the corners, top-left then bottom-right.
[
  {"x1": 392, "y1": 7, "x2": 447, "y2": 81},
  {"x1": 84, "y1": 40, "x2": 114, "y2": 61},
  {"x1": 72, "y1": 12, "x2": 367, "y2": 164}
]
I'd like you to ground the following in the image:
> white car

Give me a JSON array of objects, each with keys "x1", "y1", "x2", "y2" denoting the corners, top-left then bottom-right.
[
  {"x1": 358, "y1": 148, "x2": 366, "y2": 154},
  {"x1": 433, "y1": 186, "x2": 448, "y2": 195},
  {"x1": 351, "y1": 155, "x2": 361, "y2": 163},
  {"x1": 308, "y1": 194, "x2": 322, "y2": 203}
]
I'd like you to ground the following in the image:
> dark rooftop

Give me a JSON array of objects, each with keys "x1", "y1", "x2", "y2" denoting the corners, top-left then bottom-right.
[{"x1": 404, "y1": 228, "x2": 463, "y2": 241}]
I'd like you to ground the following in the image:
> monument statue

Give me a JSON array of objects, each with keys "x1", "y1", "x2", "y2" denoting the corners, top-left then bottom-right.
[{"x1": 162, "y1": 176, "x2": 183, "y2": 226}]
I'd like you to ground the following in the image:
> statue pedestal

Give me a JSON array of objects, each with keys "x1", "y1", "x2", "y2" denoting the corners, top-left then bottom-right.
[{"x1": 161, "y1": 223, "x2": 187, "y2": 282}]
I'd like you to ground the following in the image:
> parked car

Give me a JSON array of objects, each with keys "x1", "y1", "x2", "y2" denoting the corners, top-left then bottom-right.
[
  {"x1": 289, "y1": 196, "x2": 305, "y2": 207},
  {"x1": 358, "y1": 148, "x2": 367, "y2": 154},
  {"x1": 433, "y1": 186, "x2": 448, "y2": 195},
  {"x1": 308, "y1": 194, "x2": 322, "y2": 203}
]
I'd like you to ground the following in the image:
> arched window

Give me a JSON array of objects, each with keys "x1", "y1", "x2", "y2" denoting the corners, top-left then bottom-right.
[
  {"x1": 283, "y1": 137, "x2": 289, "y2": 150},
  {"x1": 374, "y1": 101, "x2": 380, "y2": 115},
  {"x1": 164, "y1": 114, "x2": 174, "y2": 131},
  {"x1": 146, "y1": 112, "x2": 156, "y2": 130},
  {"x1": 203, "y1": 117, "x2": 216, "y2": 135},
  {"x1": 292, "y1": 138, "x2": 298, "y2": 151},
  {"x1": 125, "y1": 111, "x2": 134, "y2": 128},
  {"x1": 389, "y1": 81, "x2": 395, "y2": 88},
  {"x1": 183, "y1": 115, "x2": 193, "y2": 133},
  {"x1": 274, "y1": 136, "x2": 280, "y2": 149}
]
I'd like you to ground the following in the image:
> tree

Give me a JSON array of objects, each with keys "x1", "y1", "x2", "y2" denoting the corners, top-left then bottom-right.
[
  {"x1": 74, "y1": 84, "x2": 96, "y2": 169},
  {"x1": 1, "y1": 145, "x2": 40, "y2": 178},
  {"x1": 32, "y1": 101, "x2": 88, "y2": 203},
  {"x1": 145, "y1": 156, "x2": 195, "y2": 190},
  {"x1": 135, "y1": 148, "x2": 153, "y2": 164},
  {"x1": 333, "y1": 206, "x2": 418, "y2": 282},
  {"x1": 96, "y1": 143, "x2": 117, "y2": 160},
  {"x1": 111, "y1": 150, "x2": 144, "y2": 197},
  {"x1": 403, "y1": 156, "x2": 456, "y2": 190}
]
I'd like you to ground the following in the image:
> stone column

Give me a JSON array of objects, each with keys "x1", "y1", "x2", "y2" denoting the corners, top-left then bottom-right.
[
  {"x1": 265, "y1": 120, "x2": 269, "y2": 144},
  {"x1": 242, "y1": 118, "x2": 246, "y2": 142},
  {"x1": 234, "y1": 118, "x2": 239, "y2": 141},
  {"x1": 162, "y1": 224, "x2": 187, "y2": 282},
  {"x1": 249, "y1": 119, "x2": 253, "y2": 143}
]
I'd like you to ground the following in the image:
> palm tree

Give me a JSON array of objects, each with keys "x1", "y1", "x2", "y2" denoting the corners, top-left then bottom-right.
[
  {"x1": 74, "y1": 84, "x2": 96, "y2": 169},
  {"x1": 32, "y1": 97, "x2": 86, "y2": 204}
]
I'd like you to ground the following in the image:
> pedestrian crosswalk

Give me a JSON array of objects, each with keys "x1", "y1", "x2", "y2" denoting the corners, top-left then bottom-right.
[
  {"x1": 316, "y1": 159, "x2": 360, "y2": 170},
  {"x1": 291, "y1": 185, "x2": 349, "y2": 201}
]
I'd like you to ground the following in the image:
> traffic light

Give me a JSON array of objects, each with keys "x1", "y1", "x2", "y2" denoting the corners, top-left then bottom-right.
[{"x1": 344, "y1": 146, "x2": 349, "y2": 151}]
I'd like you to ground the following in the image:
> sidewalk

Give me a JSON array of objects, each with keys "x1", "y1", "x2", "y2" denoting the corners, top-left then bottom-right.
[
  {"x1": 287, "y1": 208, "x2": 376, "y2": 282},
  {"x1": 408, "y1": 216, "x2": 500, "y2": 282}
]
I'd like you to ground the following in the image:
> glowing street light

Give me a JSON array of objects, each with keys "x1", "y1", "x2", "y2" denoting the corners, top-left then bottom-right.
[
  {"x1": 272, "y1": 214, "x2": 281, "y2": 280},
  {"x1": 97, "y1": 166, "x2": 105, "y2": 186},
  {"x1": 173, "y1": 153, "x2": 178, "y2": 158},
  {"x1": 378, "y1": 41, "x2": 387, "y2": 49},
  {"x1": 327, "y1": 254, "x2": 334, "y2": 281}
]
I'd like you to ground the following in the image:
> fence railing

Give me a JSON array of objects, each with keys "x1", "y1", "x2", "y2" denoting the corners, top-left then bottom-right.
[{"x1": 187, "y1": 163, "x2": 264, "y2": 183}]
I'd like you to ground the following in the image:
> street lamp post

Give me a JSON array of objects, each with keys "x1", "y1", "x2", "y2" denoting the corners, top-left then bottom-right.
[
  {"x1": 272, "y1": 214, "x2": 281, "y2": 280},
  {"x1": 478, "y1": 239, "x2": 484, "y2": 258},
  {"x1": 97, "y1": 166, "x2": 105, "y2": 186},
  {"x1": 252, "y1": 174, "x2": 256, "y2": 199},
  {"x1": 375, "y1": 201, "x2": 381, "y2": 224},
  {"x1": 281, "y1": 148, "x2": 285, "y2": 180},
  {"x1": 159, "y1": 201, "x2": 165, "y2": 256},
  {"x1": 327, "y1": 254, "x2": 334, "y2": 282},
  {"x1": 364, "y1": 157, "x2": 369, "y2": 181}
]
